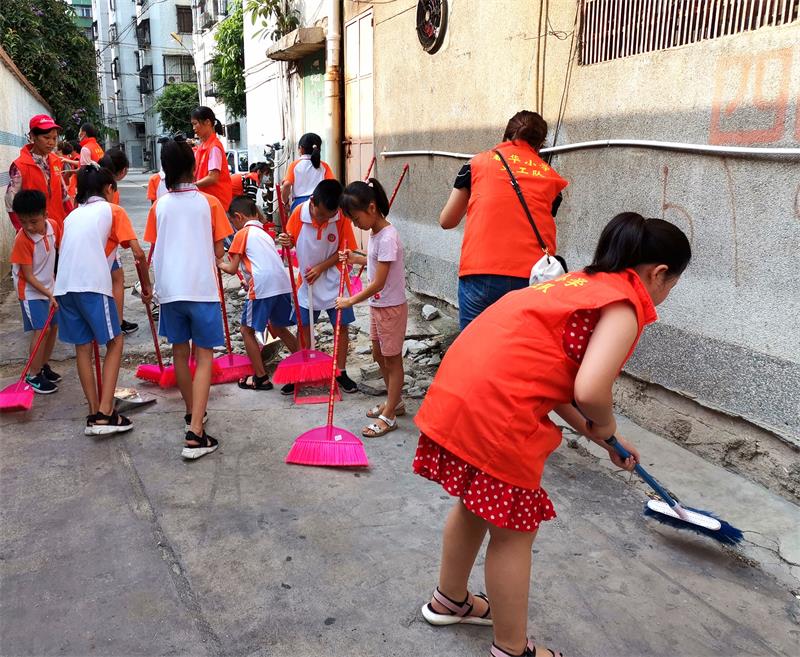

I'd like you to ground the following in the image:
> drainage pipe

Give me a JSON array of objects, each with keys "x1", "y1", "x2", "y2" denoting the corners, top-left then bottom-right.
[{"x1": 324, "y1": 0, "x2": 343, "y2": 178}]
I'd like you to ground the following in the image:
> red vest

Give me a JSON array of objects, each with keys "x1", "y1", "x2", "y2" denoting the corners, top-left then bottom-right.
[
  {"x1": 195, "y1": 135, "x2": 232, "y2": 209},
  {"x1": 231, "y1": 173, "x2": 244, "y2": 197},
  {"x1": 415, "y1": 269, "x2": 657, "y2": 489},
  {"x1": 13, "y1": 146, "x2": 68, "y2": 227},
  {"x1": 460, "y1": 141, "x2": 568, "y2": 279},
  {"x1": 80, "y1": 137, "x2": 104, "y2": 162}
]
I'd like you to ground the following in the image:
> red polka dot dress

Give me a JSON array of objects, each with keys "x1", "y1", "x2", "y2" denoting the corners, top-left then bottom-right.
[{"x1": 414, "y1": 308, "x2": 601, "y2": 533}]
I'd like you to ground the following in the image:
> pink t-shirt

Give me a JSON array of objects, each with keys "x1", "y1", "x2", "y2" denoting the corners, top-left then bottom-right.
[{"x1": 367, "y1": 224, "x2": 406, "y2": 307}]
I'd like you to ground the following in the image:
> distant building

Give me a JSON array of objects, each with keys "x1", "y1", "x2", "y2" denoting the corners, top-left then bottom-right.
[{"x1": 66, "y1": 0, "x2": 94, "y2": 41}]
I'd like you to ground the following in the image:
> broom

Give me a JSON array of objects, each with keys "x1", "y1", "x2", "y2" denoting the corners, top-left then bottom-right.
[
  {"x1": 271, "y1": 184, "x2": 333, "y2": 385},
  {"x1": 0, "y1": 306, "x2": 56, "y2": 412},
  {"x1": 211, "y1": 268, "x2": 254, "y2": 384},
  {"x1": 133, "y1": 260, "x2": 166, "y2": 384},
  {"x1": 286, "y1": 266, "x2": 368, "y2": 468}
]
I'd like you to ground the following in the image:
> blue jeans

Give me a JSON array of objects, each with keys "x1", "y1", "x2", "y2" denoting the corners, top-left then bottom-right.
[{"x1": 458, "y1": 274, "x2": 528, "y2": 330}]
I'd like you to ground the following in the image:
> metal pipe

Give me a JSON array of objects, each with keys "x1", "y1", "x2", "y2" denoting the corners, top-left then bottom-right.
[
  {"x1": 382, "y1": 139, "x2": 800, "y2": 160},
  {"x1": 324, "y1": 0, "x2": 343, "y2": 179}
]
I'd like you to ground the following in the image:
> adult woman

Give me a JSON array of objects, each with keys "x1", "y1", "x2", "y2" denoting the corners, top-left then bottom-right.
[
  {"x1": 191, "y1": 106, "x2": 232, "y2": 210},
  {"x1": 440, "y1": 111, "x2": 568, "y2": 329},
  {"x1": 5, "y1": 115, "x2": 72, "y2": 231},
  {"x1": 78, "y1": 123, "x2": 104, "y2": 165}
]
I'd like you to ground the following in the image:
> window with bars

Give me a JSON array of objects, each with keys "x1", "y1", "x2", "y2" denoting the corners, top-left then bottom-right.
[
  {"x1": 136, "y1": 19, "x2": 151, "y2": 48},
  {"x1": 203, "y1": 60, "x2": 217, "y2": 96},
  {"x1": 164, "y1": 55, "x2": 197, "y2": 83},
  {"x1": 580, "y1": 0, "x2": 800, "y2": 65},
  {"x1": 111, "y1": 57, "x2": 120, "y2": 79},
  {"x1": 177, "y1": 6, "x2": 193, "y2": 33},
  {"x1": 139, "y1": 65, "x2": 153, "y2": 94},
  {"x1": 109, "y1": 23, "x2": 117, "y2": 42}
]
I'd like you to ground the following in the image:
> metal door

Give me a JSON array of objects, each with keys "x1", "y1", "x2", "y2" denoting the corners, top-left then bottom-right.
[{"x1": 344, "y1": 9, "x2": 374, "y2": 184}]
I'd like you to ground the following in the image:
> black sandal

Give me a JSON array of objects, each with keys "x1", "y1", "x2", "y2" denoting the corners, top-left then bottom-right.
[
  {"x1": 237, "y1": 374, "x2": 273, "y2": 390},
  {"x1": 490, "y1": 639, "x2": 563, "y2": 657},
  {"x1": 181, "y1": 431, "x2": 219, "y2": 460},
  {"x1": 87, "y1": 410, "x2": 133, "y2": 436}
]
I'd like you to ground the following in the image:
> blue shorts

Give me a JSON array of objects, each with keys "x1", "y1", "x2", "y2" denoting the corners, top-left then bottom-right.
[
  {"x1": 20, "y1": 299, "x2": 58, "y2": 332},
  {"x1": 158, "y1": 301, "x2": 225, "y2": 349},
  {"x1": 241, "y1": 294, "x2": 295, "y2": 332},
  {"x1": 458, "y1": 274, "x2": 529, "y2": 330},
  {"x1": 297, "y1": 305, "x2": 355, "y2": 327},
  {"x1": 110, "y1": 256, "x2": 121, "y2": 272},
  {"x1": 290, "y1": 195, "x2": 311, "y2": 211},
  {"x1": 56, "y1": 292, "x2": 120, "y2": 345}
]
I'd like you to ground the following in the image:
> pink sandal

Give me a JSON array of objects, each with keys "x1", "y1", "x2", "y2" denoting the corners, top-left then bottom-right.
[
  {"x1": 490, "y1": 638, "x2": 564, "y2": 657},
  {"x1": 421, "y1": 587, "x2": 492, "y2": 626}
]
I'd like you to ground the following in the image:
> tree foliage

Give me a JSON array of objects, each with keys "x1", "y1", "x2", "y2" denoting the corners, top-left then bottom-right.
[
  {"x1": 245, "y1": 0, "x2": 300, "y2": 41},
  {"x1": 153, "y1": 83, "x2": 198, "y2": 137},
  {"x1": 0, "y1": 0, "x2": 101, "y2": 139},
  {"x1": 212, "y1": 0, "x2": 246, "y2": 118}
]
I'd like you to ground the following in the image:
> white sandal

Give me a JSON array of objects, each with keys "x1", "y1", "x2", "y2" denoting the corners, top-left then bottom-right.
[
  {"x1": 366, "y1": 402, "x2": 406, "y2": 418},
  {"x1": 362, "y1": 414, "x2": 397, "y2": 437},
  {"x1": 421, "y1": 587, "x2": 492, "y2": 626}
]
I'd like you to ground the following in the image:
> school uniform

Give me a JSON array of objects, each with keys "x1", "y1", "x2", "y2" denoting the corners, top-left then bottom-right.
[
  {"x1": 284, "y1": 155, "x2": 335, "y2": 210},
  {"x1": 228, "y1": 219, "x2": 295, "y2": 332},
  {"x1": 144, "y1": 184, "x2": 233, "y2": 348},
  {"x1": 413, "y1": 269, "x2": 657, "y2": 532},
  {"x1": 286, "y1": 200, "x2": 357, "y2": 325},
  {"x1": 53, "y1": 197, "x2": 138, "y2": 344},
  {"x1": 146, "y1": 172, "x2": 168, "y2": 202},
  {"x1": 10, "y1": 219, "x2": 61, "y2": 331}
]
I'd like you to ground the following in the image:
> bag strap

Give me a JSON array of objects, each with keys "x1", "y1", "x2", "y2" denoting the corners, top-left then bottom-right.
[{"x1": 493, "y1": 149, "x2": 549, "y2": 254}]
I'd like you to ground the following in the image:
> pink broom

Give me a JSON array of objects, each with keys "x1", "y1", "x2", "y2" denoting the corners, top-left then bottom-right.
[
  {"x1": 271, "y1": 184, "x2": 333, "y2": 385},
  {"x1": 0, "y1": 306, "x2": 56, "y2": 412},
  {"x1": 134, "y1": 260, "x2": 166, "y2": 384},
  {"x1": 286, "y1": 266, "x2": 368, "y2": 467},
  {"x1": 211, "y1": 268, "x2": 254, "y2": 384}
]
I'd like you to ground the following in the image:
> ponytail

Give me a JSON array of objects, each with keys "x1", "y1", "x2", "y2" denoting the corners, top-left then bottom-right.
[
  {"x1": 585, "y1": 213, "x2": 691, "y2": 277},
  {"x1": 191, "y1": 106, "x2": 224, "y2": 135},
  {"x1": 75, "y1": 164, "x2": 117, "y2": 204},
  {"x1": 214, "y1": 119, "x2": 224, "y2": 135},
  {"x1": 341, "y1": 178, "x2": 391, "y2": 218},
  {"x1": 298, "y1": 132, "x2": 323, "y2": 168}
]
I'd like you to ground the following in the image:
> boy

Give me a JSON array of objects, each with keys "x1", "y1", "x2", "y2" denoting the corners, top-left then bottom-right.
[
  {"x1": 9, "y1": 190, "x2": 61, "y2": 394},
  {"x1": 217, "y1": 196, "x2": 298, "y2": 390},
  {"x1": 278, "y1": 179, "x2": 358, "y2": 394}
]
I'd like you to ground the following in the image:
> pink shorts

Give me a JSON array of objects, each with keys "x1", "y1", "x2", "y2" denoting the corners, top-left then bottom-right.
[{"x1": 369, "y1": 302, "x2": 408, "y2": 357}]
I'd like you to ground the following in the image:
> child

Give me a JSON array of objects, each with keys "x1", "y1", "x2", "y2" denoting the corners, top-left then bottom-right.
[
  {"x1": 147, "y1": 170, "x2": 167, "y2": 204},
  {"x1": 217, "y1": 196, "x2": 298, "y2": 390},
  {"x1": 413, "y1": 213, "x2": 691, "y2": 657},
  {"x1": 144, "y1": 137, "x2": 233, "y2": 460},
  {"x1": 9, "y1": 190, "x2": 62, "y2": 394},
  {"x1": 53, "y1": 165, "x2": 149, "y2": 435},
  {"x1": 336, "y1": 179, "x2": 407, "y2": 437},
  {"x1": 280, "y1": 133, "x2": 335, "y2": 211},
  {"x1": 99, "y1": 148, "x2": 138, "y2": 335},
  {"x1": 278, "y1": 179, "x2": 358, "y2": 394}
]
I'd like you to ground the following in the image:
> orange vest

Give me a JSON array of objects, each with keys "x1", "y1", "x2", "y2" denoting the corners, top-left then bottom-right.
[
  {"x1": 231, "y1": 173, "x2": 244, "y2": 197},
  {"x1": 415, "y1": 269, "x2": 657, "y2": 489},
  {"x1": 195, "y1": 135, "x2": 232, "y2": 210},
  {"x1": 13, "y1": 145, "x2": 68, "y2": 227},
  {"x1": 460, "y1": 141, "x2": 568, "y2": 279},
  {"x1": 80, "y1": 137, "x2": 104, "y2": 162}
]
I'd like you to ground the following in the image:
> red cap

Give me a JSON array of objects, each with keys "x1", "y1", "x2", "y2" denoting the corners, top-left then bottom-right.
[{"x1": 29, "y1": 114, "x2": 61, "y2": 131}]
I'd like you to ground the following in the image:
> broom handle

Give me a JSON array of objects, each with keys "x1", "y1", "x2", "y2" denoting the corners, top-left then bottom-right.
[
  {"x1": 363, "y1": 155, "x2": 376, "y2": 180},
  {"x1": 16, "y1": 306, "x2": 56, "y2": 387},
  {"x1": 216, "y1": 268, "x2": 234, "y2": 358},
  {"x1": 277, "y1": 183, "x2": 306, "y2": 350},
  {"x1": 135, "y1": 260, "x2": 162, "y2": 371},
  {"x1": 93, "y1": 340, "x2": 102, "y2": 399},
  {"x1": 604, "y1": 436, "x2": 681, "y2": 509},
  {"x1": 308, "y1": 283, "x2": 315, "y2": 351},
  {"x1": 147, "y1": 242, "x2": 154, "y2": 266},
  {"x1": 326, "y1": 265, "x2": 347, "y2": 428}
]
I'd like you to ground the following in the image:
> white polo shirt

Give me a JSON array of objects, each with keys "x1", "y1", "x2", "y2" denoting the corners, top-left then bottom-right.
[
  {"x1": 284, "y1": 155, "x2": 335, "y2": 199},
  {"x1": 228, "y1": 220, "x2": 292, "y2": 300},
  {"x1": 144, "y1": 185, "x2": 233, "y2": 304}
]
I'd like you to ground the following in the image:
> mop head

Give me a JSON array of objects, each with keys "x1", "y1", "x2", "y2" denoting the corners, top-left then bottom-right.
[
  {"x1": 643, "y1": 500, "x2": 744, "y2": 545},
  {"x1": 272, "y1": 350, "x2": 334, "y2": 384},
  {"x1": 285, "y1": 425, "x2": 369, "y2": 467},
  {"x1": 135, "y1": 363, "x2": 163, "y2": 384},
  {"x1": 211, "y1": 354, "x2": 253, "y2": 384}
]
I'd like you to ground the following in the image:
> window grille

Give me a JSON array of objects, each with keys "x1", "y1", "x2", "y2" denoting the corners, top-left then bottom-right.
[{"x1": 580, "y1": 0, "x2": 800, "y2": 65}]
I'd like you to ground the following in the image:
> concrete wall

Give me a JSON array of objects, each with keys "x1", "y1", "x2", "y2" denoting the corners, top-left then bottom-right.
[
  {"x1": 0, "y1": 48, "x2": 51, "y2": 276},
  {"x1": 371, "y1": 1, "x2": 800, "y2": 441}
]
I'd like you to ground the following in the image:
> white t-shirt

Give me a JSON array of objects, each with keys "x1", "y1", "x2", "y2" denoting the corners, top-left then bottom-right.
[
  {"x1": 228, "y1": 220, "x2": 292, "y2": 300},
  {"x1": 144, "y1": 184, "x2": 233, "y2": 304},
  {"x1": 10, "y1": 219, "x2": 60, "y2": 301},
  {"x1": 367, "y1": 224, "x2": 406, "y2": 307},
  {"x1": 54, "y1": 197, "x2": 138, "y2": 298},
  {"x1": 284, "y1": 155, "x2": 334, "y2": 199}
]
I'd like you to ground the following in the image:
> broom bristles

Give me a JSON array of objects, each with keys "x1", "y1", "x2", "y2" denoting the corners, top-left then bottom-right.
[
  {"x1": 285, "y1": 425, "x2": 369, "y2": 467},
  {"x1": 135, "y1": 364, "x2": 163, "y2": 384},
  {"x1": 643, "y1": 504, "x2": 744, "y2": 545},
  {"x1": 273, "y1": 351, "x2": 334, "y2": 384},
  {"x1": 0, "y1": 390, "x2": 33, "y2": 412}
]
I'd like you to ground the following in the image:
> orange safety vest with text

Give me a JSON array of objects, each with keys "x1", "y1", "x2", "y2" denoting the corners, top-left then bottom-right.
[
  {"x1": 414, "y1": 269, "x2": 657, "y2": 489},
  {"x1": 80, "y1": 137, "x2": 105, "y2": 162},
  {"x1": 13, "y1": 145, "x2": 68, "y2": 227},
  {"x1": 195, "y1": 134, "x2": 233, "y2": 210}
]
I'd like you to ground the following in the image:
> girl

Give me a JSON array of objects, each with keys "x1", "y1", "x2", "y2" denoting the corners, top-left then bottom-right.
[
  {"x1": 280, "y1": 132, "x2": 335, "y2": 211},
  {"x1": 413, "y1": 213, "x2": 691, "y2": 657},
  {"x1": 336, "y1": 179, "x2": 408, "y2": 437},
  {"x1": 53, "y1": 164, "x2": 149, "y2": 434},
  {"x1": 191, "y1": 106, "x2": 233, "y2": 211}
]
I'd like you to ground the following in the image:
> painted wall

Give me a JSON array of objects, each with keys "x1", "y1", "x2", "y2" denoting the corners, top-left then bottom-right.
[{"x1": 371, "y1": 1, "x2": 800, "y2": 439}]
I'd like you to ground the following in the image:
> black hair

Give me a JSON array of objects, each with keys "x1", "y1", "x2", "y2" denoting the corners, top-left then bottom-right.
[
  {"x1": 59, "y1": 141, "x2": 74, "y2": 155},
  {"x1": 248, "y1": 162, "x2": 258, "y2": 172},
  {"x1": 160, "y1": 138, "x2": 196, "y2": 190},
  {"x1": 503, "y1": 110, "x2": 548, "y2": 151},
  {"x1": 70, "y1": 140, "x2": 80, "y2": 152},
  {"x1": 229, "y1": 196, "x2": 259, "y2": 218},
  {"x1": 31, "y1": 126, "x2": 58, "y2": 137},
  {"x1": 12, "y1": 189, "x2": 47, "y2": 217},
  {"x1": 191, "y1": 106, "x2": 224, "y2": 135},
  {"x1": 298, "y1": 132, "x2": 322, "y2": 168},
  {"x1": 80, "y1": 123, "x2": 97, "y2": 138},
  {"x1": 585, "y1": 213, "x2": 691, "y2": 277},
  {"x1": 341, "y1": 179, "x2": 390, "y2": 219},
  {"x1": 254, "y1": 161, "x2": 268, "y2": 173},
  {"x1": 311, "y1": 179, "x2": 343, "y2": 212},
  {"x1": 75, "y1": 165, "x2": 117, "y2": 204},
  {"x1": 98, "y1": 147, "x2": 129, "y2": 175}
]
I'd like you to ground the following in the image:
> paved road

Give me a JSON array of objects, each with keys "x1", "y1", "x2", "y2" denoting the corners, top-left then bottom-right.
[{"x1": 0, "y1": 173, "x2": 797, "y2": 657}]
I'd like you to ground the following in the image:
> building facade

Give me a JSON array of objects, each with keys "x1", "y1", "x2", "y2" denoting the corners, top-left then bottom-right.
[{"x1": 66, "y1": 0, "x2": 95, "y2": 40}]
